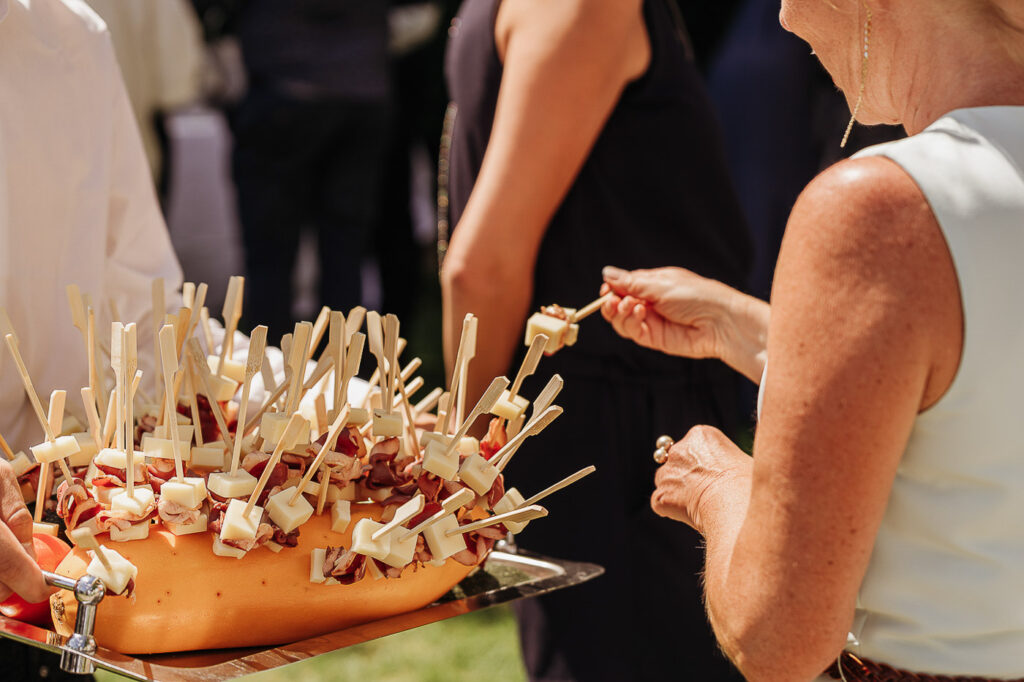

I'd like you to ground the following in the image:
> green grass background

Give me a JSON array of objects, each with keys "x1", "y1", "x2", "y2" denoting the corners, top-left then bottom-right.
[{"x1": 94, "y1": 606, "x2": 526, "y2": 682}]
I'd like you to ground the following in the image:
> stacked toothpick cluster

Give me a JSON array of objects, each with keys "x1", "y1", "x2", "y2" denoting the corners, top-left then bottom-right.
[{"x1": 0, "y1": 278, "x2": 605, "y2": 595}]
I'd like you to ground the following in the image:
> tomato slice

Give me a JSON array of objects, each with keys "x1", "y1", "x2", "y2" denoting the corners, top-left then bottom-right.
[{"x1": 0, "y1": 533, "x2": 72, "y2": 625}]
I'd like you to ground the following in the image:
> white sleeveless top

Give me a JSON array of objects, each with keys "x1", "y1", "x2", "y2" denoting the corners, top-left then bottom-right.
[{"x1": 766, "y1": 107, "x2": 1024, "y2": 677}]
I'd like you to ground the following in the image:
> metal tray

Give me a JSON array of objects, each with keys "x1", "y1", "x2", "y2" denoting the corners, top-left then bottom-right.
[{"x1": 0, "y1": 550, "x2": 602, "y2": 681}]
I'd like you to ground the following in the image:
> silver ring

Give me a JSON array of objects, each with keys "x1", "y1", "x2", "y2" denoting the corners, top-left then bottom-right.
[{"x1": 653, "y1": 435, "x2": 673, "y2": 464}]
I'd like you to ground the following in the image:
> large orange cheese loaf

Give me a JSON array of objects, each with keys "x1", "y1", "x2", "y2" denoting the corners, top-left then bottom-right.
[{"x1": 50, "y1": 506, "x2": 476, "y2": 654}]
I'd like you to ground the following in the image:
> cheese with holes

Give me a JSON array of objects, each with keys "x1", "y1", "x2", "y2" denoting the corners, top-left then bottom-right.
[
  {"x1": 421, "y1": 440, "x2": 459, "y2": 481},
  {"x1": 492, "y1": 390, "x2": 529, "y2": 421},
  {"x1": 110, "y1": 487, "x2": 156, "y2": 518},
  {"x1": 207, "y1": 355, "x2": 245, "y2": 383},
  {"x1": 212, "y1": 536, "x2": 247, "y2": 559},
  {"x1": 160, "y1": 477, "x2": 207, "y2": 509},
  {"x1": 165, "y1": 513, "x2": 208, "y2": 536},
  {"x1": 207, "y1": 470, "x2": 258, "y2": 499},
  {"x1": 260, "y1": 413, "x2": 310, "y2": 450},
  {"x1": 493, "y1": 488, "x2": 529, "y2": 533},
  {"x1": 350, "y1": 518, "x2": 391, "y2": 560},
  {"x1": 87, "y1": 547, "x2": 137, "y2": 595},
  {"x1": 69, "y1": 433, "x2": 98, "y2": 467},
  {"x1": 220, "y1": 499, "x2": 262, "y2": 541},
  {"x1": 267, "y1": 488, "x2": 314, "y2": 533},
  {"x1": 110, "y1": 521, "x2": 150, "y2": 542},
  {"x1": 371, "y1": 409, "x2": 403, "y2": 438},
  {"x1": 9, "y1": 452, "x2": 32, "y2": 478},
  {"x1": 421, "y1": 514, "x2": 466, "y2": 561},
  {"x1": 309, "y1": 548, "x2": 327, "y2": 584},
  {"x1": 30, "y1": 435, "x2": 81, "y2": 464},
  {"x1": 459, "y1": 453, "x2": 499, "y2": 496},
  {"x1": 330, "y1": 500, "x2": 351, "y2": 533}
]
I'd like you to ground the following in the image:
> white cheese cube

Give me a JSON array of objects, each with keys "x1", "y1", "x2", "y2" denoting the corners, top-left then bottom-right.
[
  {"x1": 110, "y1": 521, "x2": 150, "y2": 542},
  {"x1": 110, "y1": 487, "x2": 156, "y2": 518},
  {"x1": 260, "y1": 413, "x2": 310, "y2": 450},
  {"x1": 207, "y1": 355, "x2": 245, "y2": 383},
  {"x1": 459, "y1": 453, "x2": 500, "y2": 496},
  {"x1": 349, "y1": 518, "x2": 392, "y2": 561},
  {"x1": 326, "y1": 482, "x2": 357, "y2": 503},
  {"x1": 346, "y1": 407, "x2": 370, "y2": 426},
  {"x1": 565, "y1": 322, "x2": 580, "y2": 346},
  {"x1": 141, "y1": 437, "x2": 175, "y2": 461},
  {"x1": 198, "y1": 373, "x2": 239, "y2": 402},
  {"x1": 525, "y1": 313, "x2": 570, "y2": 353},
  {"x1": 159, "y1": 477, "x2": 207, "y2": 509},
  {"x1": 212, "y1": 536, "x2": 247, "y2": 559},
  {"x1": 380, "y1": 531, "x2": 418, "y2": 569},
  {"x1": 266, "y1": 488, "x2": 314, "y2": 533},
  {"x1": 68, "y1": 527, "x2": 97, "y2": 547},
  {"x1": 421, "y1": 514, "x2": 467, "y2": 561},
  {"x1": 219, "y1": 498, "x2": 263, "y2": 541},
  {"x1": 330, "y1": 500, "x2": 352, "y2": 533},
  {"x1": 95, "y1": 448, "x2": 146, "y2": 473},
  {"x1": 33, "y1": 522, "x2": 58, "y2": 537},
  {"x1": 264, "y1": 540, "x2": 283, "y2": 553},
  {"x1": 493, "y1": 488, "x2": 529, "y2": 533},
  {"x1": 150, "y1": 424, "x2": 195, "y2": 443},
  {"x1": 87, "y1": 547, "x2": 138, "y2": 595},
  {"x1": 419, "y1": 431, "x2": 446, "y2": 448},
  {"x1": 60, "y1": 414, "x2": 85, "y2": 435},
  {"x1": 359, "y1": 484, "x2": 394, "y2": 503},
  {"x1": 9, "y1": 452, "x2": 32, "y2": 478},
  {"x1": 457, "y1": 436, "x2": 481, "y2": 456},
  {"x1": 190, "y1": 445, "x2": 227, "y2": 469},
  {"x1": 164, "y1": 513, "x2": 208, "y2": 536},
  {"x1": 365, "y1": 557, "x2": 385, "y2": 580},
  {"x1": 68, "y1": 433, "x2": 98, "y2": 467},
  {"x1": 30, "y1": 435, "x2": 81, "y2": 464},
  {"x1": 207, "y1": 470, "x2": 258, "y2": 499},
  {"x1": 309, "y1": 548, "x2": 327, "y2": 584},
  {"x1": 421, "y1": 440, "x2": 460, "y2": 481},
  {"x1": 371, "y1": 409, "x2": 403, "y2": 438},
  {"x1": 492, "y1": 390, "x2": 530, "y2": 421}
]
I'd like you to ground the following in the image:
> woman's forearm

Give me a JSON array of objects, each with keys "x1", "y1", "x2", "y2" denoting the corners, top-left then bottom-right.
[{"x1": 719, "y1": 291, "x2": 770, "y2": 384}]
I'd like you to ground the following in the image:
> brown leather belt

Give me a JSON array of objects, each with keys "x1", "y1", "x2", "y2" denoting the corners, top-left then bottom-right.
[{"x1": 824, "y1": 652, "x2": 1024, "y2": 682}]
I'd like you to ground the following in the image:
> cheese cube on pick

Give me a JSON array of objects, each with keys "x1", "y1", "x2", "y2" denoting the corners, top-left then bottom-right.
[
  {"x1": 365, "y1": 557, "x2": 385, "y2": 580},
  {"x1": 525, "y1": 313, "x2": 570, "y2": 354},
  {"x1": 150, "y1": 424, "x2": 195, "y2": 444},
  {"x1": 30, "y1": 435, "x2": 81, "y2": 464},
  {"x1": 330, "y1": 500, "x2": 351, "y2": 533},
  {"x1": 165, "y1": 513, "x2": 208, "y2": 536},
  {"x1": 8, "y1": 452, "x2": 33, "y2": 478},
  {"x1": 564, "y1": 322, "x2": 580, "y2": 347},
  {"x1": 160, "y1": 477, "x2": 207, "y2": 509},
  {"x1": 260, "y1": 413, "x2": 310, "y2": 450},
  {"x1": 492, "y1": 390, "x2": 529, "y2": 421},
  {"x1": 457, "y1": 437, "x2": 480, "y2": 456},
  {"x1": 190, "y1": 445, "x2": 227, "y2": 469},
  {"x1": 212, "y1": 536, "x2": 247, "y2": 559},
  {"x1": 142, "y1": 437, "x2": 175, "y2": 461},
  {"x1": 207, "y1": 355, "x2": 245, "y2": 383},
  {"x1": 459, "y1": 453, "x2": 500, "y2": 496},
  {"x1": 199, "y1": 373, "x2": 239, "y2": 402},
  {"x1": 380, "y1": 531, "x2": 417, "y2": 569},
  {"x1": 309, "y1": 548, "x2": 327, "y2": 584},
  {"x1": 68, "y1": 433, "x2": 98, "y2": 467},
  {"x1": 421, "y1": 514, "x2": 467, "y2": 561},
  {"x1": 493, "y1": 488, "x2": 530, "y2": 533},
  {"x1": 60, "y1": 414, "x2": 85, "y2": 435},
  {"x1": 371, "y1": 409, "x2": 403, "y2": 438},
  {"x1": 421, "y1": 440, "x2": 460, "y2": 481},
  {"x1": 220, "y1": 499, "x2": 263, "y2": 541},
  {"x1": 350, "y1": 518, "x2": 392, "y2": 561},
  {"x1": 87, "y1": 547, "x2": 137, "y2": 595},
  {"x1": 33, "y1": 522, "x2": 59, "y2": 537},
  {"x1": 110, "y1": 487, "x2": 156, "y2": 518},
  {"x1": 110, "y1": 521, "x2": 150, "y2": 542},
  {"x1": 326, "y1": 482, "x2": 357, "y2": 503},
  {"x1": 346, "y1": 408, "x2": 370, "y2": 426},
  {"x1": 94, "y1": 448, "x2": 145, "y2": 470},
  {"x1": 208, "y1": 470, "x2": 258, "y2": 499},
  {"x1": 266, "y1": 488, "x2": 314, "y2": 533}
]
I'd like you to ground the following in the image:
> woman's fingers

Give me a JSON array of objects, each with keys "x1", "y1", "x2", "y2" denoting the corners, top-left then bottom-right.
[{"x1": 0, "y1": 462, "x2": 48, "y2": 603}]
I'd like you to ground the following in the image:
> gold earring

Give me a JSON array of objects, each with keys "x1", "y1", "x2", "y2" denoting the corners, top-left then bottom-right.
[{"x1": 840, "y1": 5, "x2": 872, "y2": 148}]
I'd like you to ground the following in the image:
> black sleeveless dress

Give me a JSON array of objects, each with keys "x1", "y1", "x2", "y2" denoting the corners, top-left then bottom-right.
[{"x1": 445, "y1": 2, "x2": 751, "y2": 679}]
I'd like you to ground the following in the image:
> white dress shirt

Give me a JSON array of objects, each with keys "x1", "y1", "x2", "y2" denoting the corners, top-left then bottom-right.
[{"x1": 0, "y1": 0, "x2": 183, "y2": 451}]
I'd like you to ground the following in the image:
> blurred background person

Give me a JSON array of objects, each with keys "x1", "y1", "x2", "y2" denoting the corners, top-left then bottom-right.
[
  {"x1": 84, "y1": 0, "x2": 205, "y2": 203},
  {"x1": 441, "y1": 0, "x2": 752, "y2": 679},
  {"x1": 229, "y1": 0, "x2": 392, "y2": 345}
]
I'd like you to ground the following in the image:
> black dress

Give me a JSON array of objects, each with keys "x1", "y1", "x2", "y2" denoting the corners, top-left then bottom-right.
[{"x1": 445, "y1": 1, "x2": 752, "y2": 679}]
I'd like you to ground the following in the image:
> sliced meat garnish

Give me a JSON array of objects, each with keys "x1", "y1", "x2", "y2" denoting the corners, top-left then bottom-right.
[
  {"x1": 324, "y1": 547, "x2": 367, "y2": 585},
  {"x1": 413, "y1": 535, "x2": 433, "y2": 564},
  {"x1": 416, "y1": 473, "x2": 443, "y2": 503},
  {"x1": 452, "y1": 530, "x2": 496, "y2": 567},
  {"x1": 222, "y1": 522, "x2": 273, "y2": 552},
  {"x1": 157, "y1": 497, "x2": 201, "y2": 525},
  {"x1": 406, "y1": 501, "x2": 442, "y2": 529},
  {"x1": 486, "y1": 474, "x2": 506, "y2": 510},
  {"x1": 480, "y1": 418, "x2": 508, "y2": 460},
  {"x1": 241, "y1": 452, "x2": 270, "y2": 472},
  {"x1": 363, "y1": 438, "x2": 410, "y2": 490}
]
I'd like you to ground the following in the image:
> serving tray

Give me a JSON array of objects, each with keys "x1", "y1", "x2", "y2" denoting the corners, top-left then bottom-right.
[{"x1": 0, "y1": 549, "x2": 602, "y2": 681}]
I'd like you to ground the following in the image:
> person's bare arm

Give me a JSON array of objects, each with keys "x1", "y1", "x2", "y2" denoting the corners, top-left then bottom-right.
[
  {"x1": 653, "y1": 157, "x2": 963, "y2": 680},
  {"x1": 441, "y1": 0, "x2": 649, "y2": 412},
  {"x1": 0, "y1": 461, "x2": 49, "y2": 603}
]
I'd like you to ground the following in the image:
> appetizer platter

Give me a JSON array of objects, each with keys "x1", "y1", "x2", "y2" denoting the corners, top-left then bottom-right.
[{"x1": 0, "y1": 277, "x2": 610, "y2": 663}]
